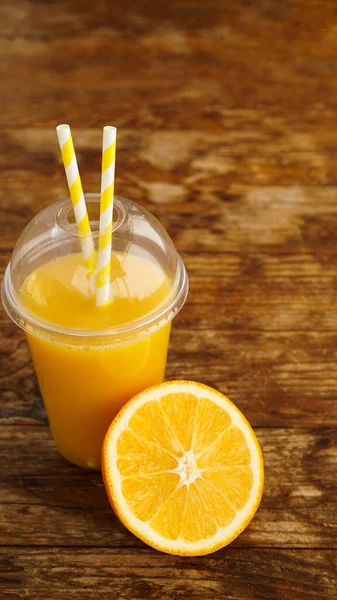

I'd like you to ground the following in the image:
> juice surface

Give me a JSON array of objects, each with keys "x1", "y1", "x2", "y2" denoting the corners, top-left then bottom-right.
[
  {"x1": 20, "y1": 252, "x2": 171, "y2": 330},
  {"x1": 20, "y1": 252, "x2": 172, "y2": 469}
]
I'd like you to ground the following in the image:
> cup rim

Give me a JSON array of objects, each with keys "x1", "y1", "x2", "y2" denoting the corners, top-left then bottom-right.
[{"x1": 2, "y1": 254, "x2": 188, "y2": 344}]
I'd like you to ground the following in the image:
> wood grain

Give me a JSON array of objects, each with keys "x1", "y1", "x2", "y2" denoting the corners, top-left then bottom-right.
[
  {"x1": 1, "y1": 548, "x2": 336, "y2": 600},
  {"x1": 3, "y1": 154, "x2": 337, "y2": 252},
  {"x1": 1, "y1": 1, "x2": 337, "y2": 127},
  {"x1": 1, "y1": 0, "x2": 337, "y2": 598}
]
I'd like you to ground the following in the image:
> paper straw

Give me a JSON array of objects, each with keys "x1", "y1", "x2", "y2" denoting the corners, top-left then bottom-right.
[
  {"x1": 56, "y1": 124, "x2": 96, "y2": 273},
  {"x1": 96, "y1": 126, "x2": 117, "y2": 307}
]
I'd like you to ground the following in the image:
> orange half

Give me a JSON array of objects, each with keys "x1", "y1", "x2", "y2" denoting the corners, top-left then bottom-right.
[{"x1": 102, "y1": 380, "x2": 264, "y2": 556}]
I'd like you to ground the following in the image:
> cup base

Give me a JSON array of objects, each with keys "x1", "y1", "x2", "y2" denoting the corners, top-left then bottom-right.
[{"x1": 55, "y1": 443, "x2": 101, "y2": 470}]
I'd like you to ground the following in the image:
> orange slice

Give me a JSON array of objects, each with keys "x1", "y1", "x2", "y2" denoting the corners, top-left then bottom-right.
[{"x1": 102, "y1": 380, "x2": 264, "y2": 556}]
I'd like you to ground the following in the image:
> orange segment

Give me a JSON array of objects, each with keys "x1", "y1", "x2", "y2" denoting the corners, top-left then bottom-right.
[
  {"x1": 151, "y1": 485, "x2": 188, "y2": 540},
  {"x1": 160, "y1": 393, "x2": 198, "y2": 451},
  {"x1": 128, "y1": 399, "x2": 182, "y2": 454},
  {"x1": 193, "y1": 397, "x2": 232, "y2": 452},
  {"x1": 117, "y1": 429, "x2": 177, "y2": 476},
  {"x1": 102, "y1": 380, "x2": 264, "y2": 556},
  {"x1": 181, "y1": 483, "x2": 218, "y2": 542},
  {"x1": 203, "y1": 466, "x2": 253, "y2": 510},
  {"x1": 181, "y1": 479, "x2": 235, "y2": 541},
  {"x1": 198, "y1": 425, "x2": 251, "y2": 469},
  {"x1": 121, "y1": 472, "x2": 180, "y2": 521}
]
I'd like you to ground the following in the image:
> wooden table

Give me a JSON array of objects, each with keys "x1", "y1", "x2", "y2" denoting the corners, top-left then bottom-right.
[{"x1": 1, "y1": 1, "x2": 337, "y2": 598}]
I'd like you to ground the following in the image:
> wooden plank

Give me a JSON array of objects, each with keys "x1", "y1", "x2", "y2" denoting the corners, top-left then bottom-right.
[
  {"x1": 3, "y1": 251, "x2": 337, "y2": 329},
  {"x1": 2, "y1": 0, "x2": 336, "y2": 37},
  {"x1": 0, "y1": 426, "x2": 336, "y2": 548},
  {"x1": 1, "y1": 0, "x2": 337, "y2": 130},
  {"x1": 1, "y1": 547, "x2": 336, "y2": 600},
  {"x1": 1, "y1": 326, "x2": 337, "y2": 427},
  {"x1": 168, "y1": 328, "x2": 337, "y2": 427},
  {"x1": 2, "y1": 177, "x2": 337, "y2": 253},
  {"x1": 1, "y1": 0, "x2": 337, "y2": 37}
]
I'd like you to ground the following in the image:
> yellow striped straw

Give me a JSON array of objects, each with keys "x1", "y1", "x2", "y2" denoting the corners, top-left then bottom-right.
[
  {"x1": 56, "y1": 124, "x2": 96, "y2": 273},
  {"x1": 96, "y1": 126, "x2": 117, "y2": 307}
]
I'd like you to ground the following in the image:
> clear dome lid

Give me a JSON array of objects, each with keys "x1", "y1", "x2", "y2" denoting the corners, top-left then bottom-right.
[{"x1": 2, "y1": 195, "x2": 188, "y2": 345}]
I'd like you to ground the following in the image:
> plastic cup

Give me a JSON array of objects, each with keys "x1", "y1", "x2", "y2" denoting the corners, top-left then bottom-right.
[{"x1": 2, "y1": 195, "x2": 188, "y2": 469}]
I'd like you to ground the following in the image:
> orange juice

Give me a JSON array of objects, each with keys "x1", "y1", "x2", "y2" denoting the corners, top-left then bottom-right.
[{"x1": 19, "y1": 252, "x2": 172, "y2": 469}]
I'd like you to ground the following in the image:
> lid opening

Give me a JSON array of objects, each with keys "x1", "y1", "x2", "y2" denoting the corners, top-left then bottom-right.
[{"x1": 56, "y1": 194, "x2": 126, "y2": 239}]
